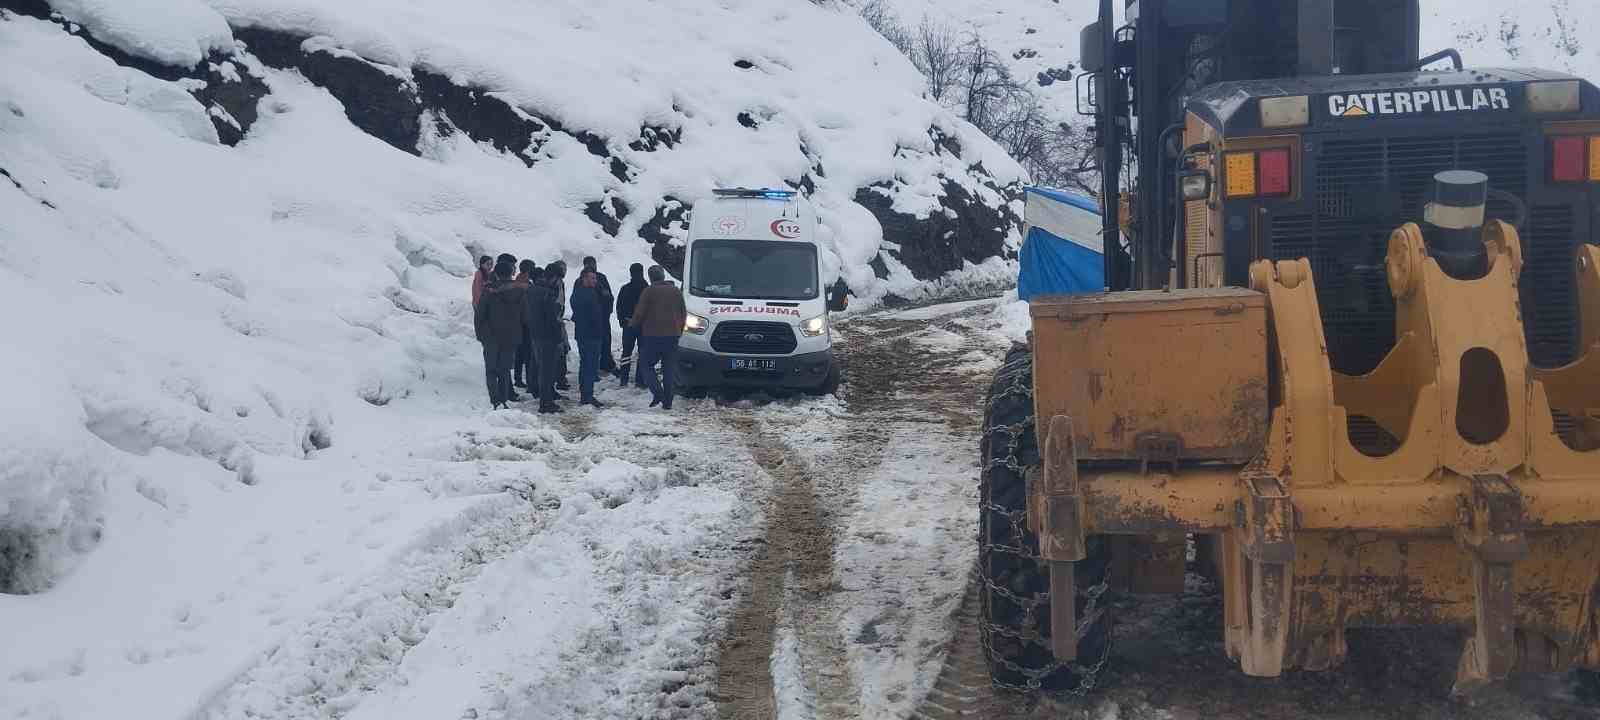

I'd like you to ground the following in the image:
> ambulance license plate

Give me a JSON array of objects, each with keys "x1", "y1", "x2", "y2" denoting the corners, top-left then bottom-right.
[{"x1": 729, "y1": 358, "x2": 777, "y2": 371}]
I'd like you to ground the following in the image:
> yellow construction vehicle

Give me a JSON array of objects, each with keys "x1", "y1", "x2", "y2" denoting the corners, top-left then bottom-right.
[{"x1": 980, "y1": 0, "x2": 1600, "y2": 694}]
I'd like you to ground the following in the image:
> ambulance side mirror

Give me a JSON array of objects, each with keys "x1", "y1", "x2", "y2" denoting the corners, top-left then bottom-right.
[{"x1": 827, "y1": 286, "x2": 848, "y2": 312}]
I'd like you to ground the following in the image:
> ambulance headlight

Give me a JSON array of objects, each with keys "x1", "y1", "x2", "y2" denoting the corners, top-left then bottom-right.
[
  {"x1": 684, "y1": 313, "x2": 709, "y2": 335},
  {"x1": 800, "y1": 314, "x2": 828, "y2": 337}
]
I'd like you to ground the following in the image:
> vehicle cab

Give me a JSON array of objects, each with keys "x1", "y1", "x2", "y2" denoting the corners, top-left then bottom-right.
[{"x1": 676, "y1": 188, "x2": 844, "y2": 394}]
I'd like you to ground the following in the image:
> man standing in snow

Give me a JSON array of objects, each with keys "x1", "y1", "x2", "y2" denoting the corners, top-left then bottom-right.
[
  {"x1": 471, "y1": 255, "x2": 493, "y2": 308},
  {"x1": 629, "y1": 265, "x2": 687, "y2": 410},
  {"x1": 513, "y1": 260, "x2": 540, "y2": 389},
  {"x1": 570, "y1": 269, "x2": 608, "y2": 408},
  {"x1": 582, "y1": 256, "x2": 616, "y2": 376},
  {"x1": 614, "y1": 263, "x2": 648, "y2": 388},
  {"x1": 550, "y1": 260, "x2": 572, "y2": 392},
  {"x1": 474, "y1": 261, "x2": 528, "y2": 409},
  {"x1": 527, "y1": 265, "x2": 566, "y2": 414}
]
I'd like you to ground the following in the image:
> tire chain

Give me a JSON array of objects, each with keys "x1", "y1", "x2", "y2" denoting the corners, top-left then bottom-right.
[{"x1": 979, "y1": 372, "x2": 1114, "y2": 698}]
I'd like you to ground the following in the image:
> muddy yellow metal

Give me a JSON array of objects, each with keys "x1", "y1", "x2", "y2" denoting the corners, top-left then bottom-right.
[
  {"x1": 1029, "y1": 288, "x2": 1267, "y2": 463},
  {"x1": 1029, "y1": 221, "x2": 1600, "y2": 692}
]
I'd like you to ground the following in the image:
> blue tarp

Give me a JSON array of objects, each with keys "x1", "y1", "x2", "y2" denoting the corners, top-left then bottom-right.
[{"x1": 1018, "y1": 187, "x2": 1105, "y2": 300}]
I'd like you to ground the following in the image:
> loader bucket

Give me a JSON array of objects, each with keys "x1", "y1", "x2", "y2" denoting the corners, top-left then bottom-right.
[{"x1": 1024, "y1": 222, "x2": 1600, "y2": 692}]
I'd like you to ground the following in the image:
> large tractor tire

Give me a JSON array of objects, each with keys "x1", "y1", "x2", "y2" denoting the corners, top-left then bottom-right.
[{"x1": 979, "y1": 345, "x2": 1113, "y2": 692}]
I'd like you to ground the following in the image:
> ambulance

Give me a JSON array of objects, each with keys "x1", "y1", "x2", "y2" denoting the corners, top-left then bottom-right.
[{"x1": 675, "y1": 188, "x2": 846, "y2": 395}]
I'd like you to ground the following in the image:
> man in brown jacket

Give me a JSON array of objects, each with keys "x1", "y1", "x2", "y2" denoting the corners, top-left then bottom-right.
[
  {"x1": 474, "y1": 260, "x2": 528, "y2": 409},
  {"x1": 628, "y1": 265, "x2": 687, "y2": 409}
]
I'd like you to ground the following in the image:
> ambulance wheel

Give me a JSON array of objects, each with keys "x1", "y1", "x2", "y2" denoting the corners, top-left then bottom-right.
[
  {"x1": 979, "y1": 346, "x2": 1112, "y2": 692},
  {"x1": 809, "y1": 361, "x2": 841, "y2": 396}
]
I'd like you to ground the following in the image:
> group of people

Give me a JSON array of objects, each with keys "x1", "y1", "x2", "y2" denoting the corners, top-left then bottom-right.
[{"x1": 472, "y1": 253, "x2": 687, "y2": 413}]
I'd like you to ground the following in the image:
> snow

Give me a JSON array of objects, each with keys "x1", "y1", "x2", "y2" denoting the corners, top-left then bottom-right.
[
  {"x1": 0, "y1": 5, "x2": 783, "y2": 713},
  {"x1": 988, "y1": 290, "x2": 1033, "y2": 345},
  {"x1": 203, "y1": 0, "x2": 1025, "y2": 302},
  {"x1": 9, "y1": 0, "x2": 1600, "y2": 716},
  {"x1": 864, "y1": 0, "x2": 1600, "y2": 143},
  {"x1": 879, "y1": 295, "x2": 1001, "y2": 321},
  {"x1": 1, "y1": 0, "x2": 1030, "y2": 613},
  {"x1": 47, "y1": 0, "x2": 236, "y2": 68},
  {"x1": 1424, "y1": 2, "x2": 1600, "y2": 76},
  {"x1": 831, "y1": 426, "x2": 979, "y2": 717}
]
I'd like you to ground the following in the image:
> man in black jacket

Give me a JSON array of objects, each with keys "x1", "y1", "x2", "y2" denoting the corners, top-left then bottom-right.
[
  {"x1": 614, "y1": 263, "x2": 648, "y2": 387},
  {"x1": 474, "y1": 261, "x2": 527, "y2": 409},
  {"x1": 582, "y1": 256, "x2": 616, "y2": 375},
  {"x1": 525, "y1": 266, "x2": 566, "y2": 413},
  {"x1": 570, "y1": 269, "x2": 608, "y2": 408}
]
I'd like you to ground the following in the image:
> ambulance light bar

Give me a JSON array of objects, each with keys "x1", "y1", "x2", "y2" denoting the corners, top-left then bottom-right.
[{"x1": 713, "y1": 188, "x2": 797, "y2": 200}]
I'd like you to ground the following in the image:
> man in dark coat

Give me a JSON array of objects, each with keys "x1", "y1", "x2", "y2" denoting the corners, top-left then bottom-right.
[
  {"x1": 614, "y1": 263, "x2": 648, "y2": 387},
  {"x1": 513, "y1": 260, "x2": 539, "y2": 388},
  {"x1": 474, "y1": 261, "x2": 527, "y2": 409},
  {"x1": 570, "y1": 269, "x2": 608, "y2": 407},
  {"x1": 582, "y1": 257, "x2": 616, "y2": 375},
  {"x1": 526, "y1": 266, "x2": 566, "y2": 414},
  {"x1": 628, "y1": 265, "x2": 688, "y2": 410}
]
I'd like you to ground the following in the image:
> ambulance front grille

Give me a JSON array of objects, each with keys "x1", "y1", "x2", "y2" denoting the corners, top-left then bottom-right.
[{"x1": 710, "y1": 321, "x2": 798, "y2": 355}]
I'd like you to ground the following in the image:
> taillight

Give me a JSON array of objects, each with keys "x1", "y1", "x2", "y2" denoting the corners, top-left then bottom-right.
[
  {"x1": 1224, "y1": 152, "x2": 1256, "y2": 198},
  {"x1": 1258, "y1": 149, "x2": 1292, "y2": 196},
  {"x1": 1550, "y1": 135, "x2": 1588, "y2": 182},
  {"x1": 1588, "y1": 137, "x2": 1600, "y2": 181},
  {"x1": 1224, "y1": 149, "x2": 1293, "y2": 198}
]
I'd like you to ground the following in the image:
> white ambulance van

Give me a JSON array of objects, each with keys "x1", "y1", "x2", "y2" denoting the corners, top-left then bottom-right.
[{"x1": 676, "y1": 188, "x2": 845, "y2": 395}]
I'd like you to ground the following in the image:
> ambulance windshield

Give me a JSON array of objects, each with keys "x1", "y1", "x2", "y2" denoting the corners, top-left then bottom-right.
[{"x1": 689, "y1": 239, "x2": 819, "y2": 300}]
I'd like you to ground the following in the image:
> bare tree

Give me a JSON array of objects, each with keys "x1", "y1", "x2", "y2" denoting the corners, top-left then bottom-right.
[
  {"x1": 959, "y1": 34, "x2": 1031, "y2": 137},
  {"x1": 911, "y1": 18, "x2": 966, "y2": 102},
  {"x1": 853, "y1": 4, "x2": 1097, "y2": 193},
  {"x1": 859, "y1": 0, "x2": 913, "y2": 57}
]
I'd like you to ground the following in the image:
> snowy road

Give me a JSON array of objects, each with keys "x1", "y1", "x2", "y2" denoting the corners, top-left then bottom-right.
[{"x1": 12, "y1": 296, "x2": 1600, "y2": 720}]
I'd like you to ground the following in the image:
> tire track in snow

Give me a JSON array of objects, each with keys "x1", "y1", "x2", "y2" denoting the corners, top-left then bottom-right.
[
  {"x1": 908, "y1": 577, "x2": 1021, "y2": 720},
  {"x1": 190, "y1": 494, "x2": 541, "y2": 720},
  {"x1": 715, "y1": 414, "x2": 858, "y2": 720},
  {"x1": 712, "y1": 297, "x2": 1007, "y2": 719},
  {"x1": 192, "y1": 405, "x2": 744, "y2": 720}
]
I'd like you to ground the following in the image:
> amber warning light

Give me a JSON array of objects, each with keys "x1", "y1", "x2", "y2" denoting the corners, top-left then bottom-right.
[{"x1": 1224, "y1": 149, "x2": 1292, "y2": 199}]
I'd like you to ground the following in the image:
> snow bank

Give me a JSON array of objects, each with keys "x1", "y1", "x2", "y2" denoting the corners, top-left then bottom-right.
[
  {"x1": 48, "y1": 0, "x2": 235, "y2": 68},
  {"x1": 198, "y1": 0, "x2": 1027, "y2": 298},
  {"x1": 0, "y1": 12, "x2": 488, "y2": 590},
  {"x1": 0, "y1": 0, "x2": 1036, "y2": 589},
  {"x1": 0, "y1": 343, "x2": 108, "y2": 594}
]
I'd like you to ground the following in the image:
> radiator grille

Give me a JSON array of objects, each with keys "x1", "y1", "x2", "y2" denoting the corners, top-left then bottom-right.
[
  {"x1": 1272, "y1": 132, "x2": 1532, "y2": 374},
  {"x1": 1522, "y1": 205, "x2": 1581, "y2": 368},
  {"x1": 709, "y1": 321, "x2": 798, "y2": 355}
]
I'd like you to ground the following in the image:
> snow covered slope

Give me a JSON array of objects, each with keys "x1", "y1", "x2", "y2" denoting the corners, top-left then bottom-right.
[
  {"x1": 0, "y1": 0, "x2": 1028, "y2": 594},
  {"x1": 866, "y1": 0, "x2": 1600, "y2": 132}
]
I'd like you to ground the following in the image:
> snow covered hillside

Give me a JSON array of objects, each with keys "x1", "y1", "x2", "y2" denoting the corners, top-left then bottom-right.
[
  {"x1": 864, "y1": 0, "x2": 1600, "y2": 134},
  {"x1": 0, "y1": 0, "x2": 1026, "y2": 592}
]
